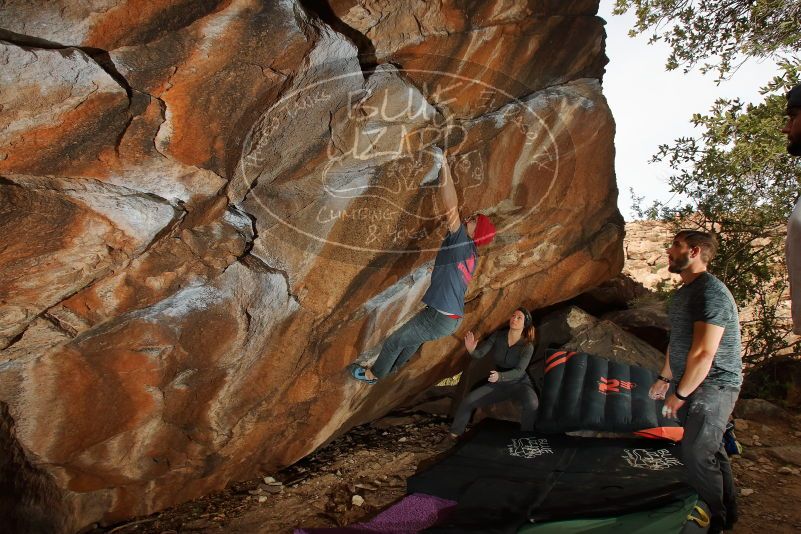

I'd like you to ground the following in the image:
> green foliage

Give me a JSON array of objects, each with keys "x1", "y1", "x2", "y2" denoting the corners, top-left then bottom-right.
[
  {"x1": 628, "y1": 277, "x2": 678, "y2": 310},
  {"x1": 653, "y1": 277, "x2": 678, "y2": 302},
  {"x1": 633, "y1": 61, "x2": 801, "y2": 364},
  {"x1": 614, "y1": 0, "x2": 801, "y2": 78},
  {"x1": 617, "y1": 1, "x2": 801, "y2": 365}
]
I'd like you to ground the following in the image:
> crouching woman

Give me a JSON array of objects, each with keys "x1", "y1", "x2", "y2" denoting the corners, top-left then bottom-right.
[{"x1": 450, "y1": 307, "x2": 539, "y2": 437}]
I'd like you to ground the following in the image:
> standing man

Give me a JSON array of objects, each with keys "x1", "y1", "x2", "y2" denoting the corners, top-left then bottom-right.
[
  {"x1": 783, "y1": 83, "x2": 801, "y2": 333},
  {"x1": 649, "y1": 230, "x2": 742, "y2": 534},
  {"x1": 350, "y1": 148, "x2": 496, "y2": 384}
]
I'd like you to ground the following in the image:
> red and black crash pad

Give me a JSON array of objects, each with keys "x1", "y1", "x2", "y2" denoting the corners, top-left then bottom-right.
[
  {"x1": 537, "y1": 351, "x2": 683, "y2": 441},
  {"x1": 407, "y1": 419, "x2": 693, "y2": 533}
]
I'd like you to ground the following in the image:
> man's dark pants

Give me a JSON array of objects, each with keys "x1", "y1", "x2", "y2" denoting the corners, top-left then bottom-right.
[
  {"x1": 678, "y1": 384, "x2": 740, "y2": 529},
  {"x1": 371, "y1": 306, "x2": 461, "y2": 379}
]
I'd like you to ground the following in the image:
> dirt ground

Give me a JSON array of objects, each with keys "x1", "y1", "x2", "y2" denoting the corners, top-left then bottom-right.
[
  {"x1": 91, "y1": 410, "x2": 801, "y2": 534},
  {"x1": 728, "y1": 415, "x2": 801, "y2": 533}
]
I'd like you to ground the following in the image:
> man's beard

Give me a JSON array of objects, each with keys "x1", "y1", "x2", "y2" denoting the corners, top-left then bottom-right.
[
  {"x1": 789, "y1": 139, "x2": 801, "y2": 157},
  {"x1": 668, "y1": 252, "x2": 691, "y2": 273}
]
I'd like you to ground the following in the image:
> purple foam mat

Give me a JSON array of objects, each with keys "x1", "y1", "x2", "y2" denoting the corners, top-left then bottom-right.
[{"x1": 294, "y1": 492, "x2": 457, "y2": 534}]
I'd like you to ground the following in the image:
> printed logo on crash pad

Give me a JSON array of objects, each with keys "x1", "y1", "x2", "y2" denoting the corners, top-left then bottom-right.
[
  {"x1": 622, "y1": 449, "x2": 682, "y2": 470},
  {"x1": 508, "y1": 438, "x2": 554, "y2": 459},
  {"x1": 599, "y1": 377, "x2": 635, "y2": 394}
]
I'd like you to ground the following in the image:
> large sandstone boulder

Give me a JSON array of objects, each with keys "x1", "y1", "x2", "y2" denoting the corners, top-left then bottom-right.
[
  {"x1": 572, "y1": 273, "x2": 650, "y2": 314},
  {"x1": 0, "y1": 1, "x2": 623, "y2": 530},
  {"x1": 602, "y1": 303, "x2": 670, "y2": 352}
]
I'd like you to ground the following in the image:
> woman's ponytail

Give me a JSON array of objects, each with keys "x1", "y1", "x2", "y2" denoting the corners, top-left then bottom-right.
[
  {"x1": 524, "y1": 324, "x2": 536, "y2": 343},
  {"x1": 517, "y1": 307, "x2": 535, "y2": 343}
]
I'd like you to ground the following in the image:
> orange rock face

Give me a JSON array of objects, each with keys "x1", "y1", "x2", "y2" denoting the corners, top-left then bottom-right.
[{"x1": 0, "y1": 0, "x2": 623, "y2": 530}]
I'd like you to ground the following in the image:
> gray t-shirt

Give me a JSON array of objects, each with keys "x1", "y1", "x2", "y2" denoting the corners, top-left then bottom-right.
[
  {"x1": 422, "y1": 224, "x2": 477, "y2": 316},
  {"x1": 668, "y1": 272, "x2": 743, "y2": 387},
  {"x1": 787, "y1": 196, "x2": 801, "y2": 334}
]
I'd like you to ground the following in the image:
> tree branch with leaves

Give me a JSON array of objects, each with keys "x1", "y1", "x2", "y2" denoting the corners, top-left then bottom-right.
[
  {"x1": 614, "y1": 0, "x2": 801, "y2": 78},
  {"x1": 632, "y1": 60, "x2": 801, "y2": 363}
]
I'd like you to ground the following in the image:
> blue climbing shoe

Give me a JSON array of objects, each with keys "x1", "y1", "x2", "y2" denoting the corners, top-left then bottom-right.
[{"x1": 349, "y1": 364, "x2": 378, "y2": 385}]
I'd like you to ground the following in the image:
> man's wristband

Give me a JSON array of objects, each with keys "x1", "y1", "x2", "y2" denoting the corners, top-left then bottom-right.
[
  {"x1": 656, "y1": 375, "x2": 671, "y2": 384},
  {"x1": 674, "y1": 390, "x2": 690, "y2": 401}
]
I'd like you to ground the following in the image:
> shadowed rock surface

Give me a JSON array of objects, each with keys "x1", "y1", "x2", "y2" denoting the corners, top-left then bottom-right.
[
  {"x1": 0, "y1": 0, "x2": 623, "y2": 530},
  {"x1": 532, "y1": 306, "x2": 663, "y2": 376}
]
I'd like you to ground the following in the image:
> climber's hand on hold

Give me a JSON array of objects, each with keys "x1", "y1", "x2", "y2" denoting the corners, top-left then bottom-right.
[
  {"x1": 431, "y1": 146, "x2": 444, "y2": 171},
  {"x1": 437, "y1": 147, "x2": 460, "y2": 233}
]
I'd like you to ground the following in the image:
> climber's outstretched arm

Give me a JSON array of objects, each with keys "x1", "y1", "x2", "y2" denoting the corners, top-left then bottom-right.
[{"x1": 438, "y1": 151, "x2": 461, "y2": 233}]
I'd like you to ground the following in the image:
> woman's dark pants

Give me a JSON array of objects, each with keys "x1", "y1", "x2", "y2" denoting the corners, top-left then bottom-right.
[{"x1": 450, "y1": 380, "x2": 539, "y2": 435}]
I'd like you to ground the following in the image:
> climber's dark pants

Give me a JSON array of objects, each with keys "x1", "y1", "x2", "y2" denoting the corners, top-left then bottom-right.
[{"x1": 371, "y1": 307, "x2": 461, "y2": 379}]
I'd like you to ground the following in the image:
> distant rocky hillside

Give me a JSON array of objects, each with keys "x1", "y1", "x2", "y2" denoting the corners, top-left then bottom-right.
[
  {"x1": 622, "y1": 219, "x2": 794, "y2": 309},
  {"x1": 622, "y1": 220, "x2": 674, "y2": 292},
  {"x1": 621, "y1": 220, "x2": 797, "y2": 359}
]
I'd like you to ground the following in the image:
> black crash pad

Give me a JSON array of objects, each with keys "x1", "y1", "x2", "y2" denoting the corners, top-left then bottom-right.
[
  {"x1": 407, "y1": 419, "x2": 692, "y2": 533},
  {"x1": 537, "y1": 351, "x2": 681, "y2": 437}
]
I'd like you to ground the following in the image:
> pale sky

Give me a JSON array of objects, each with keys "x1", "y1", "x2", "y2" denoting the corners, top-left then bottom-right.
[{"x1": 598, "y1": 0, "x2": 779, "y2": 220}]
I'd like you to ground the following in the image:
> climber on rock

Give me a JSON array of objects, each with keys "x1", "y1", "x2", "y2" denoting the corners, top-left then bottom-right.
[
  {"x1": 349, "y1": 147, "x2": 496, "y2": 384},
  {"x1": 449, "y1": 307, "x2": 538, "y2": 437}
]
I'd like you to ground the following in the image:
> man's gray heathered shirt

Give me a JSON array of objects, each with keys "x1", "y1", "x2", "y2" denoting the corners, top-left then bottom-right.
[
  {"x1": 787, "y1": 196, "x2": 801, "y2": 334},
  {"x1": 668, "y1": 272, "x2": 743, "y2": 388}
]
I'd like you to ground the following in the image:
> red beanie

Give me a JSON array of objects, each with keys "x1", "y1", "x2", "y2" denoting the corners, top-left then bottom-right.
[{"x1": 473, "y1": 214, "x2": 496, "y2": 247}]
